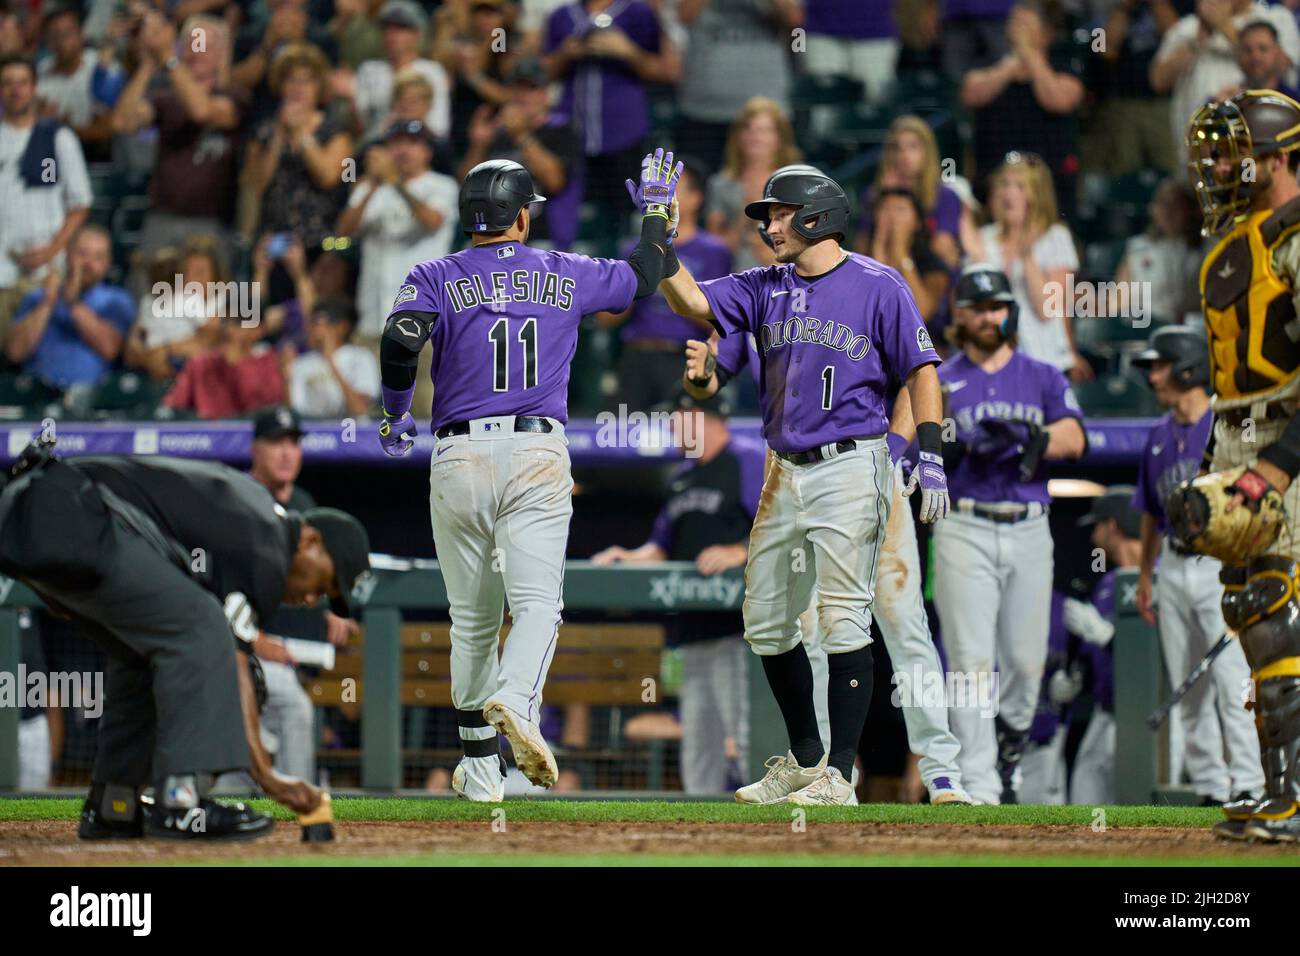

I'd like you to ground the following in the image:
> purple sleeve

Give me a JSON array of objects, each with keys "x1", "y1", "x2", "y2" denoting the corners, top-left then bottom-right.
[
  {"x1": 624, "y1": 2, "x2": 662, "y2": 53},
  {"x1": 387, "y1": 262, "x2": 440, "y2": 321},
  {"x1": 647, "y1": 504, "x2": 674, "y2": 552},
  {"x1": 544, "y1": 7, "x2": 571, "y2": 55},
  {"x1": 738, "y1": 443, "x2": 766, "y2": 519},
  {"x1": 573, "y1": 256, "x2": 638, "y2": 314},
  {"x1": 876, "y1": 275, "x2": 940, "y2": 379},
  {"x1": 932, "y1": 186, "x2": 962, "y2": 238},
  {"x1": 1041, "y1": 364, "x2": 1084, "y2": 424},
  {"x1": 1134, "y1": 435, "x2": 1160, "y2": 516},
  {"x1": 715, "y1": 326, "x2": 750, "y2": 377},
  {"x1": 698, "y1": 271, "x2": 762, "y2": 337}
]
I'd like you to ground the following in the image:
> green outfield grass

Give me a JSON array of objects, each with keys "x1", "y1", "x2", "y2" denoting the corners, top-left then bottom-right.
[{"x1": 0, "y1": 795, "x2": 1224, "y2": 828}]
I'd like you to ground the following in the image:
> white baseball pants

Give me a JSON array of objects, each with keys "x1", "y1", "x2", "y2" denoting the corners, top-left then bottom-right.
[
  {"x1": 932, "y1": 512, "x2": 1054, "y2": 804},
  {"x1": 1156, "y1": 548, "x2": 1263, "y2": 801},
  {"x1": 430, "y1": 418, "x2": 573, "y2": 724}
]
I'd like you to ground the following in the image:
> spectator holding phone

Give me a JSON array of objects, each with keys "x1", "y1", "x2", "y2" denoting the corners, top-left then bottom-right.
[
  {"x1": 338, "y1": 118, "x2": 458, "y2": 343},
  {"x1": 111, "y1": 12, "x2": 248, "y2": 281}
]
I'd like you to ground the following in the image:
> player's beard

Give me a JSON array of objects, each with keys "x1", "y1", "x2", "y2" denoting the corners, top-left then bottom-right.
[
  {"x1": 773, "y1": 232, "x2": 809, "y2": 263},
  {"x1": 953, "y1": 322, "x2": 1006, "y2": 353}
]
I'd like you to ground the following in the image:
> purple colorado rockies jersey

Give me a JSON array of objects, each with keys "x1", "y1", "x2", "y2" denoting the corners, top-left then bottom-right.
[
  {"x1": 390, "y1": 242, "x2": 637, "y2": 431},
  {"x1": 1133, "y1": 409, "x2": 1212, "y2": 534},
  {"x1": 699, "y1": 254, "x2": 940, "y2": 454},
  {"x1": 941, "y1": 350, "x2": 1082, "y2": 505}
]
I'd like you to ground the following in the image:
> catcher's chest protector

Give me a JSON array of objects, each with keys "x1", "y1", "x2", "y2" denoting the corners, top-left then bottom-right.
[{"x1": 1201, "y1": 201, "x2": 1300, "y2": 400}]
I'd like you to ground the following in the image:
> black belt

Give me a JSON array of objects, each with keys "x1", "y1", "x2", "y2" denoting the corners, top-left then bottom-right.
[
  {"x1": 1220, "y1": 402, "x2": 1290, "y2": 427},
  {"x1": 435, "y1": 416, "x2": 554, "y2": 439},
  {"x1": 775, "y1": 436, "x2": 882, "y2": 466},
  {"x1": 957, "y1": 500, "x2": 1048, "y2": 524}
]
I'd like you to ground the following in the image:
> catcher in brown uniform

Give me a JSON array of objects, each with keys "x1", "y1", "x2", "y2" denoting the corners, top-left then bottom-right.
[{"x1": 1171, "y1": 90, "x2": 1300, "y2": 842}]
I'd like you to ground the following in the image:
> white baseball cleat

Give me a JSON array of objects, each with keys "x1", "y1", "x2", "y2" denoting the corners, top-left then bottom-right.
[
  {"x1": 735, "y1": 752, "x2": 826, "y2": 805},
  {"x1": 452, "y1": 756, "x2": 506, "y2": 803},
  {"x1": 928, "y1": 776, "x2": 976, "y2": 805},
  {"x1": 786, "y1": 766, "x2": 855, "y2": 806},
  {"x1": 483, "y1": 701, "x2": 558, "y2": 788}
]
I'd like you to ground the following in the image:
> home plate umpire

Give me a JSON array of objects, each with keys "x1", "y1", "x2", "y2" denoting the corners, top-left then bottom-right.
[{"x1": 0, "y1": 437, "x2": 369, "y2": 842}]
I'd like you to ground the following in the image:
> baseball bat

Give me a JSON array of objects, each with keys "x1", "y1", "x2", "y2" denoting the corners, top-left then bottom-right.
[{"x1": 1145, "y1": 631, "x2": 1236, "y2": 730}]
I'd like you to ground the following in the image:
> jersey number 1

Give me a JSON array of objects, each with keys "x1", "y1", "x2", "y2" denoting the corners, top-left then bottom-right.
[
  {"x1": 489, "y1": 317, "x2": 538, "y2": 392},
  {"x1": 821, "y1": 366, "x2": 834, "y2": 410}
]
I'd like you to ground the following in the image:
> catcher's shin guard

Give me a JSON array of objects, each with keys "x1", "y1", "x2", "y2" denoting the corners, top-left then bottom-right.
[
  {"x1": 995, "y1": 715, "x2": 1029, "y2": 804},
  {"x1": 1221, "y1": 559, "x2": 1300, "y2": 838}
]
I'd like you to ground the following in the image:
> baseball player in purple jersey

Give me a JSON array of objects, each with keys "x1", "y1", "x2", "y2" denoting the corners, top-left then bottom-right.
[
  {"x1": 375, "y1": 152, "x2": 680, "y2": 801},
  {"x1": 1132, "y1": 326, "x2": 1263, "y2": 805},
  {"x1": 931, "y1": 263, "x2": 1086, "y2": 805},
  {"x1": 659, "y1": 166, "x2": 951, "y2": 806},
  {"x1": 693, "y1": 322, "x2": 973, "y2": 803}
]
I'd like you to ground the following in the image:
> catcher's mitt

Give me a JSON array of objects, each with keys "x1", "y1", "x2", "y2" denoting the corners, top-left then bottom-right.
[{"x1": 1166, "y1": 465, "x2": 1287, "y2": 563}]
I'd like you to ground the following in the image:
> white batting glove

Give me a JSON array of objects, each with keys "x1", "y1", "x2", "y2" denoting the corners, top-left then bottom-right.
[
  {"x1": 1063, "y1": 597, "x2": 1115, "y2": 646},
  {"x1": 902, "y1": 450, "x2": 950, "y2": 523}
]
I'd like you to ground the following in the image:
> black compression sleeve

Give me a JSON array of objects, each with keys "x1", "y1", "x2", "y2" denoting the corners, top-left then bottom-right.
[
  {"x1": 1259, "y1": 411, "x2": 1300, "y2": 478},
  {"x1": 627, "y1": 215, "x2": 670, "y2": 299},
  {"x1": 380, "y1": 310, "x2": 436, "y2": 390}
]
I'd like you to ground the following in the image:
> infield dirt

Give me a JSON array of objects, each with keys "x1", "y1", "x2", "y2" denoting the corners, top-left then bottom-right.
[{"x1": 3, "y1": 819, "x2": 1298, "y2": 865}]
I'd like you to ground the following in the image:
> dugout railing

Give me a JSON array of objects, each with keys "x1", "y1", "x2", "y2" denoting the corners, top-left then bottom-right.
[{"x1": 0, "y1": 564, "x2": 1166, "y2": 800}]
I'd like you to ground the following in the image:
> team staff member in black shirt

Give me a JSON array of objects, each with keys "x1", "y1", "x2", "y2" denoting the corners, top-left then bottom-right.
[
  {"x1": 0, "y1": 439, "x2": 369, "y2": 841},
  {"x1": 593, "y1": 391, "x2": 766, "y2": 793}
]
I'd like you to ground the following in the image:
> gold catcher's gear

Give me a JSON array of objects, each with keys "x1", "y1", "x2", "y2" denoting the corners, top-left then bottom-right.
[
  {"x1": 1200, "y1": 200, "x2": 1300, "y2": 401},
  {"x1": 1187, "y1": 89, "x2": 1300, "y2": 237},
  {"x1": 1167, "y1": 465, "x2": 1286, "y2": 564}
]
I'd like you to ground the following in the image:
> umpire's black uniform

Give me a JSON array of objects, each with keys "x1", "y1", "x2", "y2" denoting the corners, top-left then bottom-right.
[{"x1": 0, "y1": 454, "x2": 302, "y2": 788}]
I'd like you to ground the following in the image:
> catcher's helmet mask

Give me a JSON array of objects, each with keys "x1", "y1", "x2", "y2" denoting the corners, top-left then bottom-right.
[
  {"x1": 1186, "y1": 89, "x2": 1300, "y2": 236},
  {"x1": 460, "y1": 159, "x2": 546, "y2": 236}
]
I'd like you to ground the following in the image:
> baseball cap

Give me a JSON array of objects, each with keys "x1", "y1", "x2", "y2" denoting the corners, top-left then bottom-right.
[
  {"x1": 253, "y1": 405, "x2": 303, "y2": 441},
  {"x1": 379, "y1": 0, "x2": 426, "y2": 30},
  {"x1": 384, "y1": 118, "x2": 436, "y2": 147},
  {"x1": 508, "y1": 57, "x2": 550, "y2": 88},
  {"x1": 302, "y1": 507, "x2": 372, "y2": 617},
  {"x1": 1077, "y1": 485, "x2": 1142, "y2": 539},
  {"x1": 953, "y1": 263, "x2": 1015, "y2": 307}
]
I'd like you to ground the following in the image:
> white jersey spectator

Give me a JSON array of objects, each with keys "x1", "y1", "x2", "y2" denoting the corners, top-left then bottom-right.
[
  {"x1": 290, "y1": 299, "x2": 381, "y2": 418},
  {"x1": 1151, "y1": 0, "x2": 1300, "y2": 169},
  {"x1": 351, "y1": 1, "x2": 451, "y2": 140}
]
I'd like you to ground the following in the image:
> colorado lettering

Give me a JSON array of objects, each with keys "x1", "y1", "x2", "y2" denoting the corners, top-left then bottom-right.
[
  {"x1": 758, "y1": 316, "x2": 871, "y2": 360},
  {"x1": 444, "y1": 271, "x2": 575, "y2": 313},
  {"x1": 954, "y1": 402, "x2": 1046, "y2": 432}
]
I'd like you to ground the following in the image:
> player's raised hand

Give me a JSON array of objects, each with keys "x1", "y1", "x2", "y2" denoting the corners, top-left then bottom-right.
[
  {"x1": 903, "y1": 450, "x2": 950, "y2": 523},
  {"x1": 635, "y1": 148, "x2": 684, "y2": 221},
  {"x1": 378, "y1": 410, "x2": 417, "y2": 457}
]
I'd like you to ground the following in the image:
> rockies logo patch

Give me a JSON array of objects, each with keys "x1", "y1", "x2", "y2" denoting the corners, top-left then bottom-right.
[
  {"x1": 917, "y1": 326, "x2": 934, "y2": 352},
  {"x1": 392, "y1": 284, "x2": 418, "y2": 310}
]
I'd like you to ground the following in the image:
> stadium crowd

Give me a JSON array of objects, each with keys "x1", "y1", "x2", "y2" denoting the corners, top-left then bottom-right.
[{"x1": 9, "y1": 0, "x2": 1295, "y2": 805}]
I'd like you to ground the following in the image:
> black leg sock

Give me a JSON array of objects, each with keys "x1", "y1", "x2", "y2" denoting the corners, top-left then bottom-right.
[
  {"x1": 760, "y1": 643, "x2": 824, "y2": 768},
  {"x1": 828, "y1": 647, "x2": 874, "y2": 778}
]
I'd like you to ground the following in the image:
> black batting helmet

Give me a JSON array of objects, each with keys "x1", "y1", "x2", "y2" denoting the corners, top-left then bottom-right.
[
  {"x1": 460, "y1": 159, "x2": 546, "y2": 235},
  {"x1": 756, "y1": 164, "x2": 827, "y2": 249},
  {"x1": 745, "y1": 167, "x2": 849, "y2": 242},
  {"x1": 953, "y1": 262, "x2": 1019, "y2": 337},
  {"x1": 1133, "y1": 325, "x2": 1210, "y2": 389}
]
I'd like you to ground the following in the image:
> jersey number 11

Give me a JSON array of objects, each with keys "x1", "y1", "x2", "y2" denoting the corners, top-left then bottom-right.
[{"x1": 489, "y1": 317, "x2": 539, "y2": 392}]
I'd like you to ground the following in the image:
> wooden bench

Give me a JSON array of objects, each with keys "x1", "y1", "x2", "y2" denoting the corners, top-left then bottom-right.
[{"x1": 303, "y1": 622, "x2": 665, "y2": 707}]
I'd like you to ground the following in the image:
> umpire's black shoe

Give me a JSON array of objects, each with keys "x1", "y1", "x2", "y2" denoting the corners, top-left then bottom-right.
[
  {"x1": 145, "y1": 798, "x2": 275, "y2": 842},
  {"x1": 78, "y1": 784, "x2": 144, "y2": 839}
]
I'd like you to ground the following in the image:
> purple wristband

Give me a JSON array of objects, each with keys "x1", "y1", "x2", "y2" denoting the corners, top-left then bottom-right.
[
  {"x1": 886, "y1": 431, "x2": 909, "y2": 462},
  {"x1": 381, "y1": 384, "x2": 414, "y2": 418}
]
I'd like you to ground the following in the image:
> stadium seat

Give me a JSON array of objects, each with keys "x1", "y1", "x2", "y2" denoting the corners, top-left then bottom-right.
[
  {"x1": 0, "y1": 373, "x2": 61, "y2": 420},
  {"x1": 89, "y1": 371, "x2": 170, "y2": 419}
]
